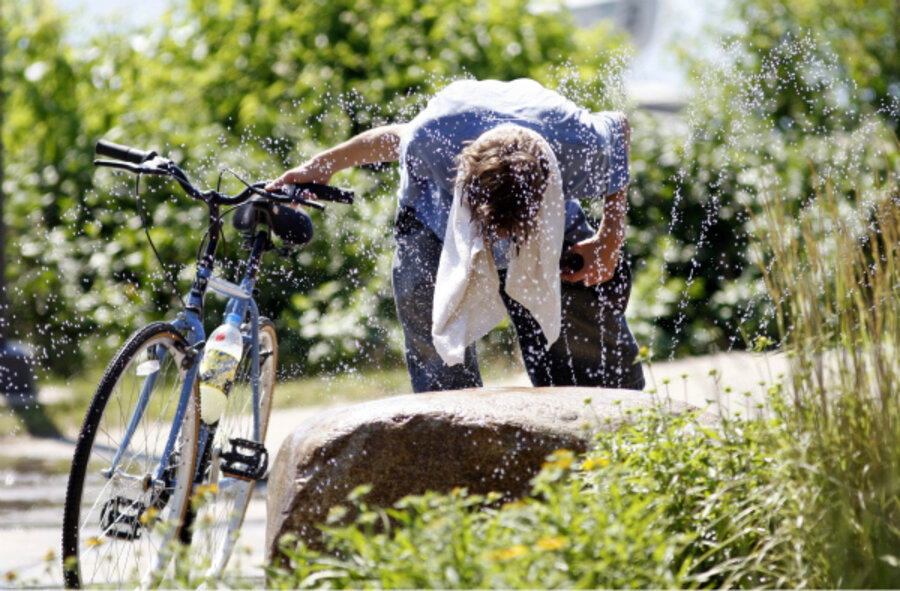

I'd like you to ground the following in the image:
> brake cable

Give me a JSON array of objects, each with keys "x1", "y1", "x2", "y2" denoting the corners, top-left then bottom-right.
[
  {"x1": 134, "y1": 173, "x2": 187, "y2": 309},
  {"x1": 193, "y1": 169, "x2": 257, "y2": 282}
]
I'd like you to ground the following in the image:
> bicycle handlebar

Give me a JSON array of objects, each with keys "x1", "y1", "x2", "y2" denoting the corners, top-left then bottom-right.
[
  {"x1": 93, "y1": 139, "x2": 355, "y2": 210},
  {"x1": 96, "y1": 139, "x2": 157, "y2": 164},
  {"x1": 284, "y1": 183, "x2": 355, "y2": 205}
]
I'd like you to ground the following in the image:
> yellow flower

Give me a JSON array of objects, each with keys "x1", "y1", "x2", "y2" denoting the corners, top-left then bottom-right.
[
  {"x1": 192, "y1": 482, "x2": 219, "y2": 502},
  {"x1": 86, "y1": 537, "x2": 104, "y2": 548},
  {"x1": 582, "y1": 455, "x2": 611, "y2": 470},
  {"x1": 490, "y1": 544, "x2": 528, "y2": 562},
  {"x1": 44, "y1": 549, "x2": 56, "y2": 562},
  {"x1": 139, "y1": 507, "x2": 159, "y2": 525},
  {"x1": 501, "y1": 500, "x2": 527, "y2": 511},
  {"x1": 542, "y1": 449, "x2": 573, "y2": 470},
  {"x1": 535, "y1": 536, "x2": 566, "y2": 551},
  {"x1": 4, "y1": 571, "x2": 17, "y2": 582}
]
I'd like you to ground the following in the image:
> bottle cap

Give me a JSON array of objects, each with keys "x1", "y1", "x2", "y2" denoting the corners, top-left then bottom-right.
[{"x1": 225, "y1": 312, "x2": 243, "y2": 326}]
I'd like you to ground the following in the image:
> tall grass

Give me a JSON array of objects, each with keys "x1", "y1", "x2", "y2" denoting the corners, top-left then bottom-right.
[{"x1": 749, "y1": 142, "x2": 900, "y2": 587}]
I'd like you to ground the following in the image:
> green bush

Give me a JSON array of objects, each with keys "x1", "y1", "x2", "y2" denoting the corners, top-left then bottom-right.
[
  {"x1": 621, "y1": 0, "x2": 900, "y2": 358},
  {"x1": 3, "y1": 0, "x2": 626, "y2": 377},
  {"x1": 7, "y1": 0, "x2": 900, "y2": 379}
]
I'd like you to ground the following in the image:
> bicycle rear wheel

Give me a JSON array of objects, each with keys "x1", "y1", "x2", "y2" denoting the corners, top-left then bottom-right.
[
  {"x1": 190, "y1": 318, "x2": 277, "y2": 578},
  {"x1": 61, "y1": 322, "x2": 198, "y2": 588}
]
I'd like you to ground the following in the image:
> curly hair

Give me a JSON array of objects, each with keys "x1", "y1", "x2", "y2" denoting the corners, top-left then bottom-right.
[{"x1": 456, "y1": 125, "x2": 551, "y2": 246}]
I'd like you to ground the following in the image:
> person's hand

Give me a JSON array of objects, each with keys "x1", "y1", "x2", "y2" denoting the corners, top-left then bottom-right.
[
  {"x1": 559, "y1": 233, "x2": 620, "y2": 286},
  {"x1": 265, "y1": 157, "x2": 334, "y2": 192}
]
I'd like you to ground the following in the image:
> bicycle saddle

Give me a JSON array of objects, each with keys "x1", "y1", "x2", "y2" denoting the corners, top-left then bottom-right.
[{"x1": 232, "y1": 198, "x2": 314, "y2": 246}]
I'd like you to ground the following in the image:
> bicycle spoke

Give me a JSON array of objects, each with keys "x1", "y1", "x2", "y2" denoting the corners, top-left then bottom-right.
[
  {"x1": 63, "y1": 325, "x2": 197, "y2": 588},
  {"x1": 189, "y1": 320, "x2": 277, "y2": 579}
]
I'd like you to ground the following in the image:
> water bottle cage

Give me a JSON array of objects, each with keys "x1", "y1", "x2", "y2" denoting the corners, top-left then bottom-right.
[{"x1": 219, "y1": 438, "x2": 269, "y2": 480}]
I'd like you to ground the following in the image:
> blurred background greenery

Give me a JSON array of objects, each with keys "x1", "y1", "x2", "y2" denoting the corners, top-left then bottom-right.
[{"x1": 3, "y1": 0, "x2": 898, "y2": 384}]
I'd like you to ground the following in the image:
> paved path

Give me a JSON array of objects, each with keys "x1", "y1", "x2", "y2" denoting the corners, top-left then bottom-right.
[{"x1": 0, "y1": 352, "x2": 788, "y2": 587}]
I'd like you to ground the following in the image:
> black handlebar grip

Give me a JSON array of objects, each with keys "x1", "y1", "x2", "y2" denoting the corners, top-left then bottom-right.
[
  {"x1": 560, "y1": 251, "x2": 584, "y2": 272},
  {"x1": 291, "y1": 183, "x2": 355, "y2": 205},
  {"x1": 95, "y1": 140, "x2": 156, "y2": 164}
]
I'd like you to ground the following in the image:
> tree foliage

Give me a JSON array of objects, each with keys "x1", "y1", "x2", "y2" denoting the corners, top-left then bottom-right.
[
  {"x1": 730, "y1": 0, "x2": 900, "y2": 134},
  {"x1": 3, "y1": 0, "x2": 625, "y2": 376},
  {"x1": 6, "y1": 0, "x2": 898, "y2": 379},
  {"x1": 621, "y1": 0, "x2": 900, "y2": 357}
]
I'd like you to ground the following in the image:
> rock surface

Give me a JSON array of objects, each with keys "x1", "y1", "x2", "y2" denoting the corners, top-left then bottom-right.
[{"x1": 265, "y1": 386, "x2": 710, "y2": 561}]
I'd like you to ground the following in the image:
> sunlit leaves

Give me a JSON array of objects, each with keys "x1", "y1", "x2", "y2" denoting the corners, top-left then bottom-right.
[{"x1": 4, "y1": 0, "x2": 626, "y2": 376}]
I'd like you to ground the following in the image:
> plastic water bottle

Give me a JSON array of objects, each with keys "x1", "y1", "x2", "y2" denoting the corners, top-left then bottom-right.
[{"x1": 198, "y1": 314, "x2": 244, "y2": 425}]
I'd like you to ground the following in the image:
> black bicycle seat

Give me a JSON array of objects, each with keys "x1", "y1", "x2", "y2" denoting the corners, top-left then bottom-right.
[{"x1": 233, "y1": 198, "x2": 314, "y2": 246}]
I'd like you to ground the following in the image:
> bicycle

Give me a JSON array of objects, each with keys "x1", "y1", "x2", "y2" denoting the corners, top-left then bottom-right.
[{"x1": 60, "y1": 139, "x2": 353, "y2": 588}]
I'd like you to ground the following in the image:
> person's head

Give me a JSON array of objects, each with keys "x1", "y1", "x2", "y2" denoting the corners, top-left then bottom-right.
[{"x1": 456, "y1": 125, "x2": 551, "y2": 245}]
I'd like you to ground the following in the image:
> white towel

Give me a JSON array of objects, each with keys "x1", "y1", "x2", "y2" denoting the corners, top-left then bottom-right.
[{"x1": 432, "y1": 126, "x2": 565, "y2": 366}]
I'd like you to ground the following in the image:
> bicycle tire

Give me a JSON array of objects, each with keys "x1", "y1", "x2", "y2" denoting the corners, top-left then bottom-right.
[
  {"x1": 61, "y1": 322, "x2": 199, "y2": 588},
  {"x1": 189, "y1": 318, "x2": 277, "y2": 578}
]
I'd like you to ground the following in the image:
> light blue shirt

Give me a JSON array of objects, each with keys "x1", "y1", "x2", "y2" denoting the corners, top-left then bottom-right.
[{"x1": 398, "y1": 78, "x2": 629, "y2": 241}]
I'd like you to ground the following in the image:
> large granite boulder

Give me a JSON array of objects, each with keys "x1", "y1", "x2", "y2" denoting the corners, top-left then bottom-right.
[{"x1": 265, "y1": 386, "x2": 709, "y2": 561}]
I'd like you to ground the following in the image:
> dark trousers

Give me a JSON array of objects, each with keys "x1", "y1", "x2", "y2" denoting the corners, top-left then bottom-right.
[{"x1": 392, "y1": 207, "x2": 645, "y2": 393}]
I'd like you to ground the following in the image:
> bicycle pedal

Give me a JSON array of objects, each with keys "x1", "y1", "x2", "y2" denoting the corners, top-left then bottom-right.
[
  {"x1": 100, "y1": 496, "x2": 146, "y2": 540},
  {"x1": 219, "y1": 438, "x2": 268, "y2": 480}
]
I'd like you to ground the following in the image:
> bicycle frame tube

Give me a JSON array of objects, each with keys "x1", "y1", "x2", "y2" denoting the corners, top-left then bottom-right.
[
  {"x1": 106, "y1": 224, "x2": 270, "y2": 484},
  {"x1": 104, "y1": 217, "x2": 222, "y2": 484},
  {"x1": 154, "y1": 311, "x2": 204, "y2": 481},
  {"x1": 104, "y1": 309, "x2": 204, "y2": 484},
  {"x1": 210, "y1": 230, "x2": 269, "y2": 442},
  {"x1": 103, "y1": 357, "x2": 164, "y2": 479}
]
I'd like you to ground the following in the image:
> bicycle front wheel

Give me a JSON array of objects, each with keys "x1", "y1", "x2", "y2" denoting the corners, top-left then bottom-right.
[
  {"x1": 61, "y1": 322, "x2": 199, "y2": 588},
  {"x1": 191, "y1": 318, "x2": 277, "y2": 578}
]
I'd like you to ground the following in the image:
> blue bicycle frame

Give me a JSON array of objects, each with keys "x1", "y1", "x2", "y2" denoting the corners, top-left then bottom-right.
[{"x1": 104, "y1": 216, "x2": 271, "y2": 488}]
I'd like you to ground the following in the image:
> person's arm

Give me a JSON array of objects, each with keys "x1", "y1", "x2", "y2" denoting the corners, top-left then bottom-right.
[
  {"x1": 560, "y1": 113, "x2": 631, "y2": 286},
  {"x1": 266, "y1": 123, "x2": 407, "y2": 190},
  {"x1": 559, "y1": 187, "x2": 627, "y2": 285}
]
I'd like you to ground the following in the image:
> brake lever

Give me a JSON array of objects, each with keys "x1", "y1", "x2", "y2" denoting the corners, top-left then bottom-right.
[
  {"x1": 292, "y1": 196, "x2": 326, "y2": 211},
  {"x1": 289, "y1": 182, "x2": 354, "y2": 205},
  {"x1": 94, "y1": 159, "x2": 142, "y2": 173},
  {"x1": 94, "y1": 160, "x2": 169, "y2": 176},
  {"x1": 94, "y1": 156, "x2": 175, "y2": 177}
]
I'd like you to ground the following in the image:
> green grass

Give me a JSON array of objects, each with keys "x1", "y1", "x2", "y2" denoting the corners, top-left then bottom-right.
[
  {"x1": 272, "y1": 350, "x2": 524, "y2": 409},
  {"x1": 0, "y1": 372, "x2": 99, "y2": 438},
  {"x1": 271, "y1": 365, "x2": 413, "y2": 409},
  {"x1": 1, "y1": 342, "x2": 523, "y2": 440}
]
